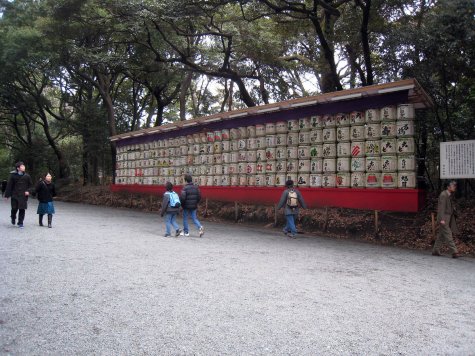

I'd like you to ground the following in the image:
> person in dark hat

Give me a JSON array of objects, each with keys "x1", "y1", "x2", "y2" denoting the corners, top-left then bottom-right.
[
  {"x1": 277, "y1": 179, "x2": 307, "y2": 238},
  {"x1": 4, "y1": 162, "x2": 33, "y2": 228}
]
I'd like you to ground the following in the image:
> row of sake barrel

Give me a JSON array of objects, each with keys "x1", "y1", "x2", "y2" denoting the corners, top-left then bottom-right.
[{"x1": 115, "y1": 171, "x2": 416, "y2": 189}]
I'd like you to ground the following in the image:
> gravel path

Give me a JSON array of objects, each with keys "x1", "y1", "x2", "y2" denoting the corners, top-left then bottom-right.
[{"x1": 1, "y1": 200, "x2": 474, "y2": 355}]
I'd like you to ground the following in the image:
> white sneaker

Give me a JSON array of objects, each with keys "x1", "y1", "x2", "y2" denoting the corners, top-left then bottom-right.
[
  {"x1": 180, "y1": 231, "x2": 190, "y2": 237},
  {"x1": 199, "y1": 226, "x2": 204, "y2": 237}
]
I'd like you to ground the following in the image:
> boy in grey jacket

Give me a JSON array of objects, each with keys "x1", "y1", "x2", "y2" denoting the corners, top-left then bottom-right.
[
  {"x1": 277, "y1": 180, "x2": 307, "y2": 238},
  {"x1": 160, "y1": 182, "x2": 182, "y2": 237}
]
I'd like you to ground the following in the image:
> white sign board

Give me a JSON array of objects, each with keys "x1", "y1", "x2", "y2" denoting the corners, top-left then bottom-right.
[{"x1": 440, "y1": 140, "x2": 475, "y2": 179}]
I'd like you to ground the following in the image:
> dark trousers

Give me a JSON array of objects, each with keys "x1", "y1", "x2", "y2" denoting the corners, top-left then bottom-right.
[{"x1": 11, "y1": 208, "x2": 25, "y2": 224}]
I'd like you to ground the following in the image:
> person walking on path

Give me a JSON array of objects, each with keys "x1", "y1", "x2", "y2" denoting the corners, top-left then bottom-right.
[
  {"x1": 277, "y1": 179, "x2": 307, "y2": 239},
  {"x1": 4, "y1": 162, "x2": 33, "y2": 228},
  {"x1": 1, "y1": 180, "x2": 7, "y2": 197},
  {"x1": 433, "y1": 180, "x2": 460, "y2": 258},
  {"x1": 160, "y1": 182, "x2": 182, "y2": 238},
  {"x1": 35, "y1": 173, "x2": 57, "y2": 228},
  {"x1": 180, "y1": 174, "x2": 204, "y2": 237}
]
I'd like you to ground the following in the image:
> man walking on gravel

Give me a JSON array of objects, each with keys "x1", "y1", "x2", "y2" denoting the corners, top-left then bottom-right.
[
  {"x1": 180, "y1": 174, "x2": 204, "y2": 237},
  {"x1": 277, "y1": 179, "x2": 307, "y2": 239},
  {"x1": 433, "y1": 180, "x2": 460, "y2": 258},
  {"x1": 4, "y1": 162, "x2": 33, "y2": 228}
]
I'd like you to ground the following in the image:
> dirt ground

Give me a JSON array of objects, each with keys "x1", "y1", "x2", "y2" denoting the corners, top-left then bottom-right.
[{"x1": 57, "y1": 184, "x2": 475, "y2": 256}]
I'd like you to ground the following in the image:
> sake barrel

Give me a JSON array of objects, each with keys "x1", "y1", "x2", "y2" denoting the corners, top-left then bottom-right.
[
  {"x1": 380, "y1": 122, "x2": 397, "y2": 139},
  {"x1": 381, "y1": 155, "x2": 398, "y2": 172},
  {"x1": 337, "y1": 142, "x2": 351, "y2": 157},
  {"x1": 310, "y1": 115, "x2": 320, "y2": 129},
  {"x1": 337, "y1": 157, "x2": 351, "y2": 172},
  {"x1": 322, "y1": 174, "x2": 336, "y2": 188},
  {"x1": 256, "y1": 149, "x2": 267, "y2": 162},
  {"x1": 398, "y1": 171, "x2": 416, "y2": 188},
  {"x1": 365, "y1": 172, "x2": 381, "y2": 188},
  {"x1": 265, "y1": 161, "x2": 276, "y2": 174},
  {"x1": 238, "y1": 139, "x2": 247, "y2": 150},
  {"x1": 310, "y1": 145, "x2": 323, "y2": 158},
  {"x1": 397, "y1": 137, "x2": 415, "y2": 154},
  {"x1": 221, "y1": 175, "x2": 230, "y2": 186},
  {"x1": 247, "y1": 175, "x2": 256, "y2": 186},
  {"x1": 364, "y1": 109, "x2": 378, "y2": 124},
  {"x1": 337, "y1": 127, "x2": 351, "y2": 142},
  {"x1": 381, "y1": 172, "x2": 397, "y2": 189},
  {"x1": 193, "y1": 133, "x2": 201, "y2": 143},
  {"x1": 205, "y1": 165, "x2": 213, "y2": 176},
  {"x1": 230, "y1": 140, "x2": 239, "y2": 152},
  {"x1": 323, "y1": 158, "x2": 336, "y2": 173},
  {"x1": 247, "y1": 150, "x2": 257, "y2": 162},
  {"x1": 398, "y1": 154, "x2": 416, "y2": 171},
  {"x1": 323, "y1": 114, "x2": 336, "y2": 128},
  {"x1": 239, "y1": 175, "x2": 247, "y2": 186},
  {"x1": 237, "y1": 162, "x2": 246, "y2": 174},
  {"x1": 351, "y1": 172, "x2": 365, "y2": 188},
  {"x1": 246, "y1": 162, "x2": 257, "y2": 175},
  {"x1": 206, "y1": 132, "x2": 215, "y2": 143},
  {"x1": 298, "y1": 132, "x2": 310, "y2": 145},
  {"x1": 265, "y1": 122, "x2": 276, "y2": 135},
  {"x1": 380, "y1": 106, "x2": 396, "y2": 121},
  {"x1": 309, "y1": 174, "x2": 322, "y2": 187},
  {"x1": 221, "y1": 140, "x2": 230, "y2": 152},
  {"x1": 351, "y1": 157, "x2": 365, "y2": 172},
  {"x1": 206, "y1": 175, "x2": 214, "y2": 186},
  {"x1": 238, "y1": 127, "x2": 248, "y2": 139},
  {"x1": 286, "y1": 173, "x2": 298, "y2": 185},
  {"x1": 247, "y1": 138, "x2": 257, "y2": 150},
  {"x1": 213, "y1": 142, "x2": 222, "y2": 154},
  {"x1": 381, "y1": 138, "x2": 397, "y2": 154},
  {"x1": 336, "y1": 173, "x2": 351, "y2": 188},
  {"x1": 247, "y1": 125, "x2": 256, "y2": 138},
  {"x1": 180, "y1": 145, "x2": 188, "y2": 156},
  {"x1": 365, "y1": 123, "x2": 381, "y2": 139},
  {"x1": 275, "y1": 147, "x2": 286, "y2": 160},
  {"x1": 287, "y1": 132, "x2": 299, "y2": 146},
  {"x1": 221, "y1": 164, "x2": 229, "y2": 175},
  {"x1": 310, "y1": 159, "x2": 323, "y2": 173},
  {"x1": 255, "y1": 174, "x2": 265, "y2": 187},
  {"x1": 297, "y1": 146, "x2": 310, "y2": 160},
  {"x1": 214, "y1": 153, "x2": 222, "y2": 164},
  {"x1": 255, "y1": 124, "x2": 266, "y2": 137},
  {"x1": 365, "y1": 140, "x2": 381, "y2": 156},
  {"x1": 275, "y1": 133, "x2": 287, "y2": 146},
  {"x1": 365, "y1": 156, "x2": 381, "y2": 172},
  {"x1": 397, "y1": 104, "x2": 415, "y2": 120},
  {"x1": 322, "y1": 143, "x2": 337, "y2": 158},
  {"x1": 266, "y1": 147, "x2": 276, "y2": 160},
  {"x1": 396, "y1": 120, "x2": 415, "y2": 137},
  {"x1": 213, "y1": 164, "x2": 222, "y2": 175},
  {"x1": 206, "y1": 144, "x2": 214, "y2": 155},
  {"x1": 228, "y1": 164, "x2": 238, "y2": 175},
  {"x1": 255, "y1": 137, "x2": 266, "y2": 149},
  {"x1": 230, "y1": 152, "x2": 239, "y2": 163},
  {"x1": 230, "y1": 128, "x2": 240, "y2": 140},
  {"x1": 351, "y1": 141, "x2": 365, "y2": 157},
  {"x1": 286, "y1": 160, "x2": 298, "y2": 173},
  {"x1": 256, "y1": 162, "x2": 266, "y2": 174},
  {"x1": 221, "y1": 129, "x2": 230, "y2": 140},
  {"x1": 275, "y1": 174, "x2": 287, "y2": 186},
  {"x1": 214, "y1": 130, "x2": 222, "y2": 142},
  {"x1": 310, "y1": 129, "x2": 323, "y2": 144},
  {"x1": 298, "y1": 159, "x2": 311, "y2": 173},
  {"x1": 350, "y1": 111, "x2": 364, "y2": 125},
  {"x1": 276, "y1": 121, "x2": 287, "y2": 133},
  {"x1": 265, "y1": 174, "x2": 276, "y2": 187},
  {"x1": 297, "y1": 174, "x2": 310, "y2": 187},
  {"x1": 323, "y1": 128, "x2": 337, "y2": 143},
  {"x1": 351, "y1": 125, "x2": 365, "y2": 141},
  {"x1": 336, "y1": 113, "x2": 350, "y2": 127},
  {"x1": 288, "y1": 119, "x2": 299, "y2": 132},
  {"x1": 230, "y1": 175, "x2": 239, "y2": 186},
  {"x1": 266, "y1": 134, "x2": 277, "y2": 147},
  {"x1": 298, "y1": 117, "x2": 311, "y2": 131}
]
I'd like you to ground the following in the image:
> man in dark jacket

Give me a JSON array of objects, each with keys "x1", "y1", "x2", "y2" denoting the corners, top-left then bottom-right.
[
  {"x1": 180, "y1": 174, "x2": 204, "y2": 237},
  {"x1": 277, "y1": 179, "x2": 307, "y2": 238},
  {"x1": 4, "y1": 162, "x2": 33, "y2": 228}
]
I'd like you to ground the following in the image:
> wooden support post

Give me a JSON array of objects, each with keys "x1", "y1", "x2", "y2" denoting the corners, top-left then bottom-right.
[
  {"x1": 204, "y1": 198, "x2": 208, "y2": 217},
  {"x1": 274, "y1": 204, "x2": 278, "y2": 227},
  {"x1": 234, "y1": 201, "x2": 239, "y2": 222},
  {"x1": 431, "y1": 212, "x2": 436, "y2": 241},
  {"x1": 323, "y1": 207, "x2": 329, "y2": 231},
  {"x1": 374, "y1": 210, "x2": 379, "y2": 236},
  {"x1": 149, "y1": 195, "x2": 153, "y2": 210}
]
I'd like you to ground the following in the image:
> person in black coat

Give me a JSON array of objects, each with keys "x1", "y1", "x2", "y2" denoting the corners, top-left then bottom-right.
[
  {"x1": 35, "y1": 173, "x2": 57, "y2": 228},
  {"x1": 179, "y1": 174, "x2": 204, "y2": 237},
  {"x1": 4, "y1": 161, "x2": 33, "y2": 228}
]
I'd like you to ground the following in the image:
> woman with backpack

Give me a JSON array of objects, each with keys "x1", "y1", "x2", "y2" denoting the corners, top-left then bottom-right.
[
  {"x1": 277, "y1": 179, "x2": 307, "y2": 239},
  {"x1": 160, "y1": 182, "x2": 182, "y2": 237},
  {"x1": 35, "y1": 172, "x2": 57, "y2": 228}
]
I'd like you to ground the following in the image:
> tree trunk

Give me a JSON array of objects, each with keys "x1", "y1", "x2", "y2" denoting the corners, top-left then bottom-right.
[{"x1": 180, "y1": 71, "x2": 193, "y2": 120}]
